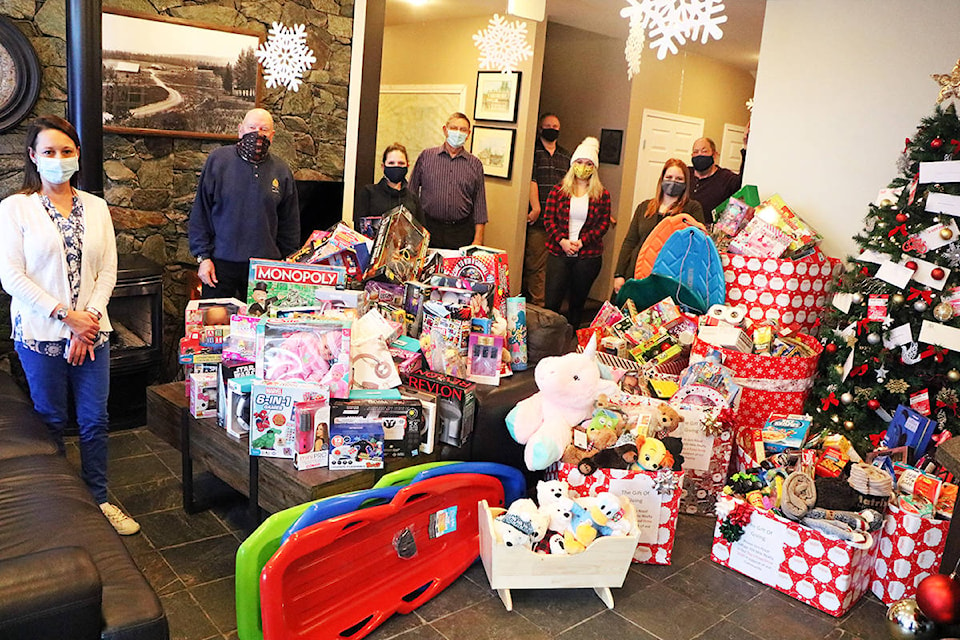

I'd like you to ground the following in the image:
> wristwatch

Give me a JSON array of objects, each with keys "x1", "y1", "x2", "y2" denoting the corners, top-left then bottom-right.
[
  {"x1": 55, "y1": 307, "x2": 69, "y2": 321},
  {"x1": 196, "y1": 255, "x2": 210, "y2": 264}
]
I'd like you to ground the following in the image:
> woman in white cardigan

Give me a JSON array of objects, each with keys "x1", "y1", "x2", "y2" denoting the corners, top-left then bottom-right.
[{"x1": 0, "y1": 115, "x2": 139, "y2": 535}]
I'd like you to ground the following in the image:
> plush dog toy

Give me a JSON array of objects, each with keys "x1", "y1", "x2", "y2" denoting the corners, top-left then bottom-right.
[
  {"x1": 506, "y1": 336, "x2": 619, "y2": 470},
  {"x1": 577, "y1": 443, "x2": 639, "y2": 476},
  {"x1": 635, "y1": 435, "x2": 674, "y2": 471}
]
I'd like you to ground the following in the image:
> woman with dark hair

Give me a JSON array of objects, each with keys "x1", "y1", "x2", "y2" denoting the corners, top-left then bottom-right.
[
  {"x1": 613, "y1": 158, "x2": 705, "y2": 294},
  {"x1": 0, "y1": 115, "x2": 139, "y2": 535},
  {"x1": 353, "y1": 142, "x2": 425, "y2": 238}
]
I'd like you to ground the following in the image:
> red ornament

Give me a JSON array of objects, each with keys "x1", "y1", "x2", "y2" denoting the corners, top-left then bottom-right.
[
  {"x1": 932, "y1": 267, "x2": 946, "y2": 280},
  {"x1": 896, "y1": 212, "x2": 909, "y2": 223},
  {"x1": 868, "y1": 399, "x2": 881, "y2": 411},
  {"x1": 825, "y1": 343, "x2": 838, "y2": 354},
  {"x1": 906, "y1": 260, "x2": 919, "y2": 271},
  {"x1": 916, "y1": 573, "x2": 960, "y2": 625},
  {"x1": 932, "y1": 137, "x2": 944, "y2": 150}
]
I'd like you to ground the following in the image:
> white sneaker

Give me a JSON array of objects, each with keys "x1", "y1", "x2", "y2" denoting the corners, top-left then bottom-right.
[{"x1": 100, "y1": 502, "x2": 141, "y2": 535}]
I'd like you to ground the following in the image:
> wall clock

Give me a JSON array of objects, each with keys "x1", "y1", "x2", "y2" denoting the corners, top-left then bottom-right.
[{"x1": 0, "y1": 16, "x2": 41, "y2": 133}]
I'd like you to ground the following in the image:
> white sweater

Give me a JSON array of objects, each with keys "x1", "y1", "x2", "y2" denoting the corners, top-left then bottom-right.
[{"x1": 0, "y1": 190, "x2": 117, "y2": 342}]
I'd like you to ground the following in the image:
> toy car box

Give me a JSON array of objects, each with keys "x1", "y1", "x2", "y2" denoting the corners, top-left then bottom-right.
[
  {"x1": 249, "y1": 379, "x2": 327, "y2": 458},
  {"x1": 328, "y1": 418, "x2": 384, "y2": 469},
  {"x1": 407, "y1": 369, "x2": 476, "y2": 448},
  {"x1": 330, "y1": 398, "x2": 422, "y2": 457}
]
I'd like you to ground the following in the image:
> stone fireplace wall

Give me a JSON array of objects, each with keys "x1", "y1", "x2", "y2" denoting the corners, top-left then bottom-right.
[{"x1": 0, "y1": 0, "x2": 353, "y2": 379}]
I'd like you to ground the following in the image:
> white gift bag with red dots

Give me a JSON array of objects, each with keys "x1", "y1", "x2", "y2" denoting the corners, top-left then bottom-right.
[
  {"x1": 555, "y1": 463, "x2": 683, "y2": 565},
  {"x1": 870, "y1": 502, "x2": 947, "y2": 604},
  {"x1": 711, "y1": 496, "x2": 879, "y2": 617},
  {"x1": 721, "y1": 251, "x2": 842, "y2": 333}
]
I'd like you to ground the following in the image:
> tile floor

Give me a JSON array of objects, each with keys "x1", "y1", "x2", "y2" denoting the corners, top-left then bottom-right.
[{"x1": 68, "y1": 427, "x2": 892, "y2": 640}]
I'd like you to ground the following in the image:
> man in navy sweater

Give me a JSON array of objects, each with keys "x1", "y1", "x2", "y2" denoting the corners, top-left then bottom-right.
[{"x1": 189, "y1": 108, "x2": 300, "y2": 299}]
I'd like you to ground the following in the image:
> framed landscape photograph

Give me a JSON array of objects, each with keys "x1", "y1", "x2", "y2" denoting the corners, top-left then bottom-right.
[
  {"x1": 471, "y1": 126, "x2": 515, "y2": 179},
  {"x1": 473, "y1": 71, "x2": 520, "y2": 123},
  {"x1": 102, "y1": 9, "x2": 262, "y2": 139}
]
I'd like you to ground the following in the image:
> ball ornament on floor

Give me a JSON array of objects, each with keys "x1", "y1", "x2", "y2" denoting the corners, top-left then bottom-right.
[{"x1": 886, "y1": 598, "x2": 936, "y2": 640}]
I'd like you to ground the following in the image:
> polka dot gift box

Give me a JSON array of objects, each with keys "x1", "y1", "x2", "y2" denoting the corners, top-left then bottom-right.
[
  {"x1": 711, "y1": 496, "x2": 879, "y2": 617},
  {"x1": 870, "y1": 502, "x2": 948, "y2": 604},
  {"x1": 721, "y1": 252, "x2": 842, "y2": 333},
  {"x1": 555, "y1": 463, "x2": 683, "y2": 565}
]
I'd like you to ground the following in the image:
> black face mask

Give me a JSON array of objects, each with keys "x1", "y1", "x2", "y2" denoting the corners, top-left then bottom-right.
[
  {"x1": 691, "y1": 155, "x2": 714, "y2": 172},
  {"x1": 383, "y1": 166, "x2": 408, "y2": 183},
  {"x1": 237, "y1": 132, "x2": 271, "y2": 163},
  {"x1": 662, "y1": 181, "x2": 686, "y2": 197},
  {"x1": 540, "y1": 128, "x2": 560, "y2": 142}
]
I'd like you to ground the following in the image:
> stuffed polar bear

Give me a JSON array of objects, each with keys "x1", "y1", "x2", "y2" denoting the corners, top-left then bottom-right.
[{"x1": 506, "y1": 336, "x2": 620, "y2": 471}]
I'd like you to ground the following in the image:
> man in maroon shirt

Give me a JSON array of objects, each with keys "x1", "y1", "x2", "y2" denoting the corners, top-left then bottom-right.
[
  {"x1": 409, "y1": 112, "x2": 488, "y2": 249},
  {"x1": 690, "y1": 137, "x2": 741, "y2": 224}
]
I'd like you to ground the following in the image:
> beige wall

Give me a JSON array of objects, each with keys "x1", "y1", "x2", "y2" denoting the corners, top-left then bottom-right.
[
  {"x1": 747, "y1": 0, "x2": 960, "y2": 260},
  {"x1": 382, "y1": 17, "x2": 546, "y2": 294}
]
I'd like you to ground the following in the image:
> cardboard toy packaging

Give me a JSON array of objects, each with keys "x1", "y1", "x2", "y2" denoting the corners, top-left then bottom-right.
[
  {"x1": 249, "y1": 379, "x2": 327, "y2": 458},
  {"x1": 218, "y1": 358, "x2": 256, "y2": 428},
  {"x1": 407, "y1": 369, "x2": 476, "y2": 448},
  {"x1": 328, "y1": 418, "x2": 384, "y2": 469},
  {"x1": 398, "y1": 385, "x2": 438, "y2": 455},
  {"x1": 188, "y1": 372, "x2": 218, "y2": 419},
  {"x1": 246, "y1": 259, "x2": 347, "y2": 316},
  {"x1": 225, "y1": 376, "x2": 255, "y2": 439},
  {"x1": 256, "y1": 318, "x2": 352, "y2": 399},
  {"x1": 364, "y1": 206, "x2": 430, "y2": 285},
  {"x1": 293, "y1": 395, "x2": 331, "y2": 470},
  {"x1": 330, "y1": 398, "x2": 422, "y2": 457},
  {"x1": 442, "y1": 245, "x2": 509, "y2": 316}
]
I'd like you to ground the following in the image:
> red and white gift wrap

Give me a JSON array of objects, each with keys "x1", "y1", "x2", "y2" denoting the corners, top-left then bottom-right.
[
  {"x1": 554, "y1": 463, "x2": 683, "y2": 565},
  {"x1": 721, "y1": 252, "x2": 842, "y2": 333},
  {"x1": 679, "y1": 427, "x2": 733, "y2": 516},
  {"x1": 870, "y1": 502, "x2": 948, "y2": 605},
  {"x1": 711, "y1": 496, "x2": 878, "y2": 617},
  {"x1": 690, "y1": 334, "x2": 822, "y2": 436}
]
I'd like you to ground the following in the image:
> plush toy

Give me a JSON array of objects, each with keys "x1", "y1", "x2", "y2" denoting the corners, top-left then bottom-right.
[
  {"x1": 662, "y1": 436, "x2": 685, "y2": 471},
  {"x1": 577, "y1": 443, "x2": 639, "y2": 476},
  {"x1": 652, "y1": 402, "x2": 684, "y2": 439},
  {"x1": 588, "y1": 493, "x2": 633, "y2": 536},
  {"x1": 536, "y1": 479, "x2": 571, "y2": 505},
  {"x1": 493, "y1": 498, "x2": 549, "y2": 550},
  {"x1": 636, "y1": 435, "x2": 674, "y2": 471},
  {"x1": 535, "y1": 532, "x2": 567, "y2": 555},
  {"x1": 564, "y1": 501, "x2": 601, "y2": 554},
  {"x1": 560, "y1": 407, "x2": 624, "y2": 467},
  {"x1": 506, "y1": 336, "x2": 620, "y2": 470},
  {"x1": 538, "y1": 495, "x2": 575, "y2": 534}
]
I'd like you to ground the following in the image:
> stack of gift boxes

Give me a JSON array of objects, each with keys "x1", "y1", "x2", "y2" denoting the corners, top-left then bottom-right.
[{"x1": 178, "y1": 206, "x2": 524, "y2": 471}]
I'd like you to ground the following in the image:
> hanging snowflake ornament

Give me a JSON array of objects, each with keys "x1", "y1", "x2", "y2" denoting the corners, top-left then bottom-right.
[
  {"x1": 255, "y1": 22, "x2": 316, "y2": 92},
  {"x1": 473, "y1": 14, "x2": 534, "y2": 73},
  {"x1": 621, "y1": 0, "x2": 727, "y2": 67},
  {"x1": 620, "y1": 0, "x2": 652, "y2": 80},
  {"x1": 746, "y1": 97, "x2": 754, "y2": 112}
]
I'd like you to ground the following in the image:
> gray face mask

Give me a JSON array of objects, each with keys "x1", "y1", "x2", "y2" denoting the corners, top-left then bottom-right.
[{"x1": 662, "y1": 181, "x2": 686, "y2": 197}]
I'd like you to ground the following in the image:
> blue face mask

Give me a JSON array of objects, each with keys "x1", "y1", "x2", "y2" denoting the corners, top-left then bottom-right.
[
  {"x1": 35, "y1": 155, "x2": 79, "y2": 185},
  {"x1": 446, "y1": 130, "x2": 468, "y2": 148}
]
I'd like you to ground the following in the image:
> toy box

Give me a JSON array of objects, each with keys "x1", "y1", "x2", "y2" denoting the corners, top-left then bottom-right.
[
  {"x1": 294, "y1": 396, "x2": 331, "y2": 470},
  {"x1": 257, "y1": 318, "x2": 352, "y2": 398},
  {"x1": 247, "y1": 259, "x2": 347, "y2": 316},
  {"x1": 225, "y1": 375, "x2": 255, "y2": 439},
  {"x1": 762, "y1": 413, "x2": 812, "y2": 454},
  {"x1": 398, "y1": 385, "x2": 438, "y2": 455},
  {"x1": 188, "y1": 372, "x2": 218, "y2": 419},
  {"x1": 249, "y1": 379, "x2": 327, "y2": 458},
  {"x1": 328, "y1": 418, "x2": 384, "y2": 469},
  {"x1": 330, "y1": 398, "x2": 422, "y2": 457},
  {"x1": 185, "y1": 297, "x2": 246, "y2": 333},
  {"x1": 364, "y1": 206, "x2": 430, "y2": 284},
  {"x1": 407, "y1": 369, "x2": 476, "y2": 448},
  {"x1": 441, "y1": 245, "x2": 509, "y2": 317},
  {"x1": 217, "y1": 358, "x2": 256, "y2": 428},
  {"x1": 388, "y1": 346, "x2": 423, "y2": 380},
  {"x1": 711, "y1": 495, "x2": 879, "y2": 616},
  {"x1": 223, "y1": 314, "x2": 261, "y2": 361},
  {"x1": 403, "y1": 280, "x2": 431, "y2": 338}
]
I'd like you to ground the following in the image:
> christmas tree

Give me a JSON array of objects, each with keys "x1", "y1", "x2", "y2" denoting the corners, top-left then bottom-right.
[{"x1": 806, "y1": 59, "x2": 960, "y2": 453}]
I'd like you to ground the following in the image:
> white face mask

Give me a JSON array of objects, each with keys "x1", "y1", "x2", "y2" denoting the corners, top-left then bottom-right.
[{"x1": 35, "y1": 155, "x2": 79, "y2": 185}]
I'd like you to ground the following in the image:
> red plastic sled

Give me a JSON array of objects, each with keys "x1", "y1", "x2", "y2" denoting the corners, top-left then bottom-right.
[{"x1": 260, "y1": 473, "x2": 505, "y2": 640}]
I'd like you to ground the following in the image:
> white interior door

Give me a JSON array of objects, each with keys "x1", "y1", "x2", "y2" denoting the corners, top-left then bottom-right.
[
  {"x1": 720, "y1": 123, "x2": 747, "y2": 173},
  {"x1": 631, "y1": 110, "x2": 704, "y2": 215}
]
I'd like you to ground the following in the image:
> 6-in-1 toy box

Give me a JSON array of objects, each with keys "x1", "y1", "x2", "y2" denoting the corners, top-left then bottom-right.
[{"x1": 249, "y1": 380, "x2": 327, "y2": 458}]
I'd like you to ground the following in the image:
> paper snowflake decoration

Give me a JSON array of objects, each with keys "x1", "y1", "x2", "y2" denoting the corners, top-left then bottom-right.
[
  {"x1": 473, "y1": 14, "x2": 534, "y2": 73},
  {"x1": 620, "y1": 0, "x2": 727, "y2": 76},
  {"x1": 255, "y1": 22, "x2": 317, "y2": 92}
]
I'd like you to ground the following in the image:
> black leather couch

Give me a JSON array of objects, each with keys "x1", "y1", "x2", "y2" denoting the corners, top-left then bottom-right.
[
  {"x1": 0, "y1": 371, "x2": 168, "y2": 640},
  {"x1": 441, "y1": 305, "x2": 576, "y2": 484}
]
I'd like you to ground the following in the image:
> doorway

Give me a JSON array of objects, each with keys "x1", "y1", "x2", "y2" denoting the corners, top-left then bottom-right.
[{"x1": 631, "y1": 109, "x2": 704, "y2": 215}]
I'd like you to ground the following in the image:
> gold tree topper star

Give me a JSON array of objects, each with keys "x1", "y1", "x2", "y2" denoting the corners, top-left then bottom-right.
[{"x1": 932, "y1": 58, "x2": 960, "y2": 105}]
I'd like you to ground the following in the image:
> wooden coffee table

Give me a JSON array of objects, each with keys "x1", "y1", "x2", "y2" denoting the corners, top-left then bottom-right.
[{"x1": 146, "y1": 382, "x2": 437, "y2": 529}]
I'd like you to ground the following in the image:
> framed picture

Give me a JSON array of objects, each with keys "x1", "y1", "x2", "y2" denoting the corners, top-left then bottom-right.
[
  {"x1": 471, "y1": 126, "x2": 515, "y2": 179},
  {"x1": 101, "y1": 9, "x2": 263, "y2": 140},
  {"x1": 0, "y1": 16, "x2": 41, "y2": 133},
  {"x1": 473, "y1": 71, "x2": 521, "y2": 123},
  {"x1": 599, "y1": 128, "x2": 624, "y2": 165}
]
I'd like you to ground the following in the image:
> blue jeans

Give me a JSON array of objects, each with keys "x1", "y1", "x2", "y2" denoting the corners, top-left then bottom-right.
[{"x1": 16, "y1": 342, "x2": 110, "y2": 503}]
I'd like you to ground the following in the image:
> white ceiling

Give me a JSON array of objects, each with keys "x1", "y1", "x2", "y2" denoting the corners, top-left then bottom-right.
[{"x1": 385, "y1": 0, "x2": 766, "y2": 72}]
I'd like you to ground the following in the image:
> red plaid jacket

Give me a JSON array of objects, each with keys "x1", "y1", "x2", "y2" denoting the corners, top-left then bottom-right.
[{"x1": 543, "y1": 184, "x2": 611, "y2": 258}]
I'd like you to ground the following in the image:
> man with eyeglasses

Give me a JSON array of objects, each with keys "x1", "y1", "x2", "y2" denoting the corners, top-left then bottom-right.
[
  {"x1": 690, "y1": 137, "x2": 741, "y2": 224},
  {"x1": 409, "y1": 112, "x2": 488, "y2": 250}
]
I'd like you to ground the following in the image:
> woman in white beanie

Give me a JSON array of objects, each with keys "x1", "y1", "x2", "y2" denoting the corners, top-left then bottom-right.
[{"x1": 542, "y1": 136, "x2": 611, "y2": 328}]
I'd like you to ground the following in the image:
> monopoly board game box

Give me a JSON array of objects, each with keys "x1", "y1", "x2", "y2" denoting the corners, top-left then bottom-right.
[{"x1": 246, "y1": 259, "x2": 347, "y2": 316}]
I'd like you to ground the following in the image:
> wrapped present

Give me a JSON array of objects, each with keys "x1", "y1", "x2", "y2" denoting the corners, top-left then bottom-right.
[
  {"x1": 691, "y1": 331, "x2": 822, "y2": 437},
  {"x1": 711, "y1": 496, "x2": 879, "y2": 617},
  {"x1": 553, "y1": 463, "x2": 683, "y2": 565},
  {"x1": 870, "y1": 502, "x2": 948, "y2": 605},
  {"x1": 721, "y1": 251, "x2": 843, "y2": 333}
]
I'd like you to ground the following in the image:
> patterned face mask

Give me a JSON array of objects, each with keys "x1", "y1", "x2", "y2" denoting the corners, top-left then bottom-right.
[
  {"x1": 237, "y1": 131, "x2": 271, "y2": 163},
  {"x1": 572, "y1": 163, "x2": 595, "y2": 180}
]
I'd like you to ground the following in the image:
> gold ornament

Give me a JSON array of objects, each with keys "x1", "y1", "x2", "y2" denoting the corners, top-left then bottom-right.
[
  {"x1": 840, "y1": 392, "x2": 854, "y2": 405},
  {"x1": 892, "y1": 293, "x2": 905, "y2": 306},
  {"x1": 949, "y1": 369, "x2": 960, "y2": 383},
  {"x1": 941, "y1": 227, "x2": 955, "y2": 241},
  {"x1": 932, "y1": 58, "x2": 960, "y2": 105},
  {"x1": 844, "y1": 421, "x2": 855, "y2": 431},
  {"x1": 854, "y1": 387, "x2": 873, "y2": 401},
  {"x1": 939, "y1": 388, "x2": 959, "y2": 406},
  {"x1": 844, "y1": 334, "x2": 858, "y2": 348},
  {"x1": 886, "y1": 379, "x2": 910, "y2": 394},
  {"x1": 935, "y1": 302, "x2": 954, "y2": 321},
  {"x1": 880, "y1": 199, "x2": 894, "y2": 208},
  {"x1": 833, "y1": 365, "x2": 845, "y2": 376}
]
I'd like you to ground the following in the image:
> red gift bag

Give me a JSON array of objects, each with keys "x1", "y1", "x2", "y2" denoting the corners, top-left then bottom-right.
[
  {"x1": 721, "y1": 251, "x2": 842, "y2": 333},
  {"x1": 871, "y1": 503, "x2": 948, "y2": 604}
]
